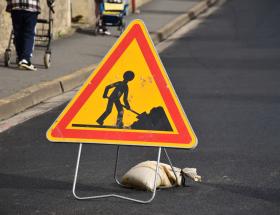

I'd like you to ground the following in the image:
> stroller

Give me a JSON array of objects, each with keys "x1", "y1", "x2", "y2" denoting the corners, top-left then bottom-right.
[
  {"x1": 4, "y1": 0, "x2": 55, "y2": 69},
  {"x1": 95, "y1": 0, "x2": 128, "y2": 36}
]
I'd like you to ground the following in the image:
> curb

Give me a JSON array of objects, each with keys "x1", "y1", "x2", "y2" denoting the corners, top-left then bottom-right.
[
  {"x1": 0, "y1": 0, "x2": 218, "y2": 121},
  {"x1": 0, "y1": 64, "x2": 96, "y2": 121},
  {"x1": 152, "y1": 0, "x2": 217, "y2": 43}
]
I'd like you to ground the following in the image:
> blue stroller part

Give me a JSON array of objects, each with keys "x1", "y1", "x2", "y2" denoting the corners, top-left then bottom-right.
[{"x1": 95, "y1": 0, "x2": 128, "y2": 36}]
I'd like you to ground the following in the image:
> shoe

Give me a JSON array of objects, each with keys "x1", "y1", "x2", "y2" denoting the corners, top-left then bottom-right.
[
  {"x1": 98, "y1": 28, "x2": 103, "y2": 33},
  {"x1": 19, "y1": 59, "x2": 37, "y2": 71},
  {"x1": 104, "y1": 30, "x2": 111, "y2": 35}
]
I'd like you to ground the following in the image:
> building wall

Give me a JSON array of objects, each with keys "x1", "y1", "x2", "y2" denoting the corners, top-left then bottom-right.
[
  {"x1": 0, "y1": 2, "x2": 12, "y2": 55},
  {"x1": 71, "y1": 0, "x2": 96, "y2": 24},
  {"x1": 41, "y1": 0, "x2": 72, "y2": 37}
]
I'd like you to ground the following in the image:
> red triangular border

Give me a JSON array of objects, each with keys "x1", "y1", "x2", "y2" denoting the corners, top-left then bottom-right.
[{"x1": 50, "y1": 22, "x2": 194, "y2": 146}]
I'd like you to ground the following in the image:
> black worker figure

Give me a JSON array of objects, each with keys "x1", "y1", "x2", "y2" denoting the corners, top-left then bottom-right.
[{"x1": 97, "y1": 71, "x2": 135, "y2": 128}]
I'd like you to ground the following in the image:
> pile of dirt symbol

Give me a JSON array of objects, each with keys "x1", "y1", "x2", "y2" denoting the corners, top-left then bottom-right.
[{"x1": 130, "y1": 106, "x2": 173, "y2": 131}]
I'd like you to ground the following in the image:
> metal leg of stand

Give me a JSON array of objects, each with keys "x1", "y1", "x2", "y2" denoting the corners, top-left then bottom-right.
[
  {"x1": 72, "y1": 143, "x2": 162, "y2": 203},
  {"x1": 114, "y1": 146, "x2": 129, "y2": 187},
  {"x1": 163, "y1": 148, "x2": 179, "y2": 187},
  {"x1": 72, "y1": 143, "x2": 113, "y2": 200}
]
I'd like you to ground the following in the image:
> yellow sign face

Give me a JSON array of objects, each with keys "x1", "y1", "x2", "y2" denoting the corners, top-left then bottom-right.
[
  {"x1": 70, "y1": 39, "x2": 175, "y2": 130},
  {"x1": 47, "y1": 19, "x2": 197, "y2": 149}
]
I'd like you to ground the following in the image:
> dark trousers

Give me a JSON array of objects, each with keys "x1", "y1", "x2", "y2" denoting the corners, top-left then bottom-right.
[{"x1": 11, "y1": 10, "x2": 38, "y2": 62}]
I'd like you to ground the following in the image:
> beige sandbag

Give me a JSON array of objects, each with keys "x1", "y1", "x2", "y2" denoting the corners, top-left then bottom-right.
[
  {"x1": 122, "y1": 161, "x2": 165, "y2": 191},
  {"x1": 121, "y1": 161, "x2": 183, "y2": 192},
  {"x1": 159, "y1": 162, "x2": 182, "y2": 186}
]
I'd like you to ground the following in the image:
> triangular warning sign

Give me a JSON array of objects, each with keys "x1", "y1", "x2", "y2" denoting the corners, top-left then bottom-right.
[{"x1": 47, "y1": 20, "x2": 197, "y2": 149}]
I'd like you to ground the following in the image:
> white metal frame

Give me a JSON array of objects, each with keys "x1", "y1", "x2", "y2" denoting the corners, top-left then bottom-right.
[{"x1": 72, "y1": 144, "x2": 178, "y2": 204}]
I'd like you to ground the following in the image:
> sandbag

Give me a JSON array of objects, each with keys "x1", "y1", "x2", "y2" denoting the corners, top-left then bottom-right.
[
  {"x1": 121, "y1": 161, "x2": 201, "y2": 192},
  {"x1": 182, "y1": 167, "x2": 202, "y2": 182}
]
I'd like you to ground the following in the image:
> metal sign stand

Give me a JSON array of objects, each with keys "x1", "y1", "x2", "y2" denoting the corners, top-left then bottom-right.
[{"x1": 72, "y1": 144, "x2": 179, "y2": 204}]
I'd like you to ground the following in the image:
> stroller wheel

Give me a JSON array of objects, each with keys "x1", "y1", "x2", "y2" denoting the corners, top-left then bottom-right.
[
  {"x1": 44, "y1": 52, "x2": 51, "y2": 68},
  {"x1": 4, "y1": 49, "x2": 12, "y2": 67}
]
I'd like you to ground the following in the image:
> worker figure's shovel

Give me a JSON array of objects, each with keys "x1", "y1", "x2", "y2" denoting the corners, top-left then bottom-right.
[{"x1": 122, "y1": 105, "x2": 148, "y2": 120}]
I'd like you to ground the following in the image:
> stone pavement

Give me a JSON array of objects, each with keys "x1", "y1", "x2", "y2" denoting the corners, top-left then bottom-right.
[{"x1": 0, "y1": 0, "x2": 217, "y2": 121}]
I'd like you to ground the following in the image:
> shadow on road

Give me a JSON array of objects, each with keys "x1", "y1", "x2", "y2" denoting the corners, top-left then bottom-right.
[
  {"x1": 0, "y1": 173, "x2": 128, "y2": 194},
  {"x1": 203, "y1": 182, "x2": 280, "y2": 204}
]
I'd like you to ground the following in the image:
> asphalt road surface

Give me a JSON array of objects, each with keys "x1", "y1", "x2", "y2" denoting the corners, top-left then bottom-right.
[{"x1": 1, "y1": 0, "x2": 280, "y2": 214}]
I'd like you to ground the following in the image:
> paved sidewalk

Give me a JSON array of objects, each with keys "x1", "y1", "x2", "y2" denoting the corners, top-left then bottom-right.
[{"x1": 0, "y1": 0, "x2": 217, "y2": 120}]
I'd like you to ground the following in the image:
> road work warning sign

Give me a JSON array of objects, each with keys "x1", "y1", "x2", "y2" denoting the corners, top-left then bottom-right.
[{"x1": 47, "y1": 19, "x2": 197, "y2": 149}]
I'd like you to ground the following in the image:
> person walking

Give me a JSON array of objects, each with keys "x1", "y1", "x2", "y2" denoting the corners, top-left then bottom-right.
[
  {"x1": 6, "y1": 0, "x2": 41, "y2": 71},
  {"x1": 94, "y1": 0, "x2": 111, "y2": 35}
]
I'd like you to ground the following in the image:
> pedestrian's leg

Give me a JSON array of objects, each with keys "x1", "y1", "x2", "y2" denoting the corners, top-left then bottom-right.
[
  {"x1": 115, "y1": 100, "x2": 124, "y2": 128},
  {"x1": 102, "y1": 18, "x2": 111, "y2": 35},
  {"x1": 97, "y1": 99, "x2": 114, "y2": 125},
  {"x1": 22, "y1": 11, "x2": 38, "y2": 62},
  {"x1": 99, "y1": 2, "x2": 110, "y2": 35},
  {"x1": 11, "y1": 10, "x2": 24, "y2": 61},
  {"x1": 99, "y1": 2, "x2": 105, "y2": 32}
]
